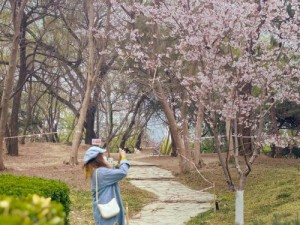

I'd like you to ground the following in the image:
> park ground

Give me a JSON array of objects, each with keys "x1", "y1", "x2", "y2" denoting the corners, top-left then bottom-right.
[{"x1": 1, "y1": 142, "x2": 300, "y2": 224}]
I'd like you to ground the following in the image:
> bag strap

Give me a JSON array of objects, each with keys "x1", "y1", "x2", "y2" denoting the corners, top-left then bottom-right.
[{"x1": 96, "y1": 169, "x2": 99, "y2": 203}]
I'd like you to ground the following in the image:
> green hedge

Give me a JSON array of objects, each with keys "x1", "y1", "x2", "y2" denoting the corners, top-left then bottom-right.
[
  {"x1": 0, "y1": 174, "x2": 70, "y2": 225},
  {"x1": 0, "y1": 194, "x2": 65, "y2": 225}
]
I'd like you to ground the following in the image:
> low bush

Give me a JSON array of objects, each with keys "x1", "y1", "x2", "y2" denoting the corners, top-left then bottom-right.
[
  {"x1": 0, "y1": 194, "x2": 65, "y2": 225},
  {"x1": 201, "y1": 139, "x2": 215, "y2": 153},
  {"x1": 0, "y1": 174, "x2": 70, "y2": 225}
]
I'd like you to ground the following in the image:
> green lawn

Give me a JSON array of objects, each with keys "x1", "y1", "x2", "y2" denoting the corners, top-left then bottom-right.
[{"x1": 183, "y1": 164, "x2": 300, "y2": 225}]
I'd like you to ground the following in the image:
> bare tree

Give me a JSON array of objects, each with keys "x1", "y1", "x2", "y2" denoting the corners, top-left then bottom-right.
[
  {"x1": 8, "y1": 9, "x2": 27, "y2": 155},
  {"x1": 69, "y1": 0, "x2": 113, "y2": 165},
  {"x1": 69, "y1": 0, "x2": 97, "y2": 165},
  {"x1": 0, "y1": 0, "x2": 28, "y2": 170},
  {"x1": 120, "y1": 94, "x2": 147, "y2": 149}
]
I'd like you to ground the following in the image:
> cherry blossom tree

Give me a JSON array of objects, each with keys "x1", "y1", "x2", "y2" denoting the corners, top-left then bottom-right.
[
  {"x1": 118, "y1": 1, "x2": 198, "y2": 172},
  {"x1": 122, "y1": 0, "x2": 300, "y2": 224}
]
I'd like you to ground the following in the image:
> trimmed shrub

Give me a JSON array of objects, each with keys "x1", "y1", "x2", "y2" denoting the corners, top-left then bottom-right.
[
  {"x1": 0, "y1": 194, "x2": 65, "y2": 225},
  {"x1": 0, "y1": 174, "x2": 70, "y2": 225}
]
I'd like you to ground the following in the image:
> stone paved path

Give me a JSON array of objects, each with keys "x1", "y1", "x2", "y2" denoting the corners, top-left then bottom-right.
[{"x1": 127, "y1": 160, "x2": 214, "y2": 225}]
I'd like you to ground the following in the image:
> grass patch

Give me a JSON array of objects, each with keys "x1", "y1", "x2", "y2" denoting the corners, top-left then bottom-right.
[
  {"x1": 254, "y1": 214, "x2": 300, "y2": 225},
  {"x1": 69, "y1": 190, "x2": 94, "y2": 225},
  {"x1": 69, "y1": 179, "x2": 157, "y2": 224},
  {"x1": 186, "y1": 209, "x2": 215, "y2": 225},
  {"x1": 276, "y1": 192, "x2": 291, "y2": 200},
  {"x1": 177, "y1": 164, "x2": 300, "y2": 225}
]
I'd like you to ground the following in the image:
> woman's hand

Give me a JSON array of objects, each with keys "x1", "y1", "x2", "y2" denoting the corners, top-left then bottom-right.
[{"x1": 118, "y1": 148, "x2": 126, "y2": 161}]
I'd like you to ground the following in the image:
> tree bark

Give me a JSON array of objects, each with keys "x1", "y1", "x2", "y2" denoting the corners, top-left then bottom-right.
[
  {"x1": 0, "y1": 0, "x2": 28, "y2": 170},
  {"x1": 194, "y1": 105, "x2": 204, "y2": 167},
  {"x1": 270, "y1": 99, "x2": 279, "y2": 135},
  {"x1": 135, "y1": 130, "x2": 143, "y2": 150},
  {"x1": 170, "y1": 133, "x2": 177, "y2": 157},
  {"x1": 20, "y1": 77, "x2": 33, "y2": 144},
  {"x1": 69, "y1": 0, "x2": 97, "y2": 165},
  {"x1": 120, "y1": 95, "x2": 146, "y2": 149},
  {"x1": 238, "y1": 83, "x2": 252, "y2": 155},
  {"x1": 212, "y1": 114, "x2": 235, "y2": 191},
  {"x1": 226, "y1": 119, "x2": 234, "y2": 158},
  {"x1": 181, "y1": 90, "x2": 190, "y2": 153},
  {"x1": 181, "y1": 90, "x2": 194, "y2": 167},
  {"x1": 8, "y1": 12, "x2": 27, "y2": 156},
  {"x1": 48, "y1": 93, "x2": 59, "y2": 143},
  {"x1": 85, "y1": 104, "x2": 96, "y2": 144},
  {"x1": 155, "y1": 78, "x2": 191, "y2": 172}
]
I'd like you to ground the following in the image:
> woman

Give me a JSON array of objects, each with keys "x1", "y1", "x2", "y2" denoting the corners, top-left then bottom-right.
[{"x1": 83, "y1": 146, "x2": 130, "y2": 225}]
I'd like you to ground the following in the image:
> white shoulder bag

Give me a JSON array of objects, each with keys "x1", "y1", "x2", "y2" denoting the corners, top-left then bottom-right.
[{"x1": 96, "y1": 169, "x2": 120, "y2": 219}]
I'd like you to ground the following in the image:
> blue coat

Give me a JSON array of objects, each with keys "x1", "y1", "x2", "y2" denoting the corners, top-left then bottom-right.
[{"x1": 91, "y1": 160, "x2": 130, "y2": 225}]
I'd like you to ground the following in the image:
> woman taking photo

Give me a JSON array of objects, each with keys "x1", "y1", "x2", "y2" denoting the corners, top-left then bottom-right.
[{"x1": 83, "y1": 146, "x2": 130, "y2": 225}]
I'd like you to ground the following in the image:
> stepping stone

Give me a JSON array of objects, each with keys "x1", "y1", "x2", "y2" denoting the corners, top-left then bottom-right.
[
  {"x1": 129, "y1": 180, "x2": 214, "y2": 203},
  {"x1": 128, "y1": 166, "x2": 174, "y2": 180},
  {"x1": 130, "y1": 202, "x2": 211, "y2": 225}
]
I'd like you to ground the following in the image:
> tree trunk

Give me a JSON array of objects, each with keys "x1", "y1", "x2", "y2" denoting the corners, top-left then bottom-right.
[
  {"x1": 270, "y1": 100, "x2": 279, "y2": 135},
  {"x1": 0, "y1": 0, "x2": 28, "y2": 170},
  {"x1": 212, "y1": 114, "x2": 235, "y2": 191},
  {"x1": 226, "y1": 119, "x2": 234, "y2": 158},
  {"x1": 104, "y1": 83, "x2": 113, "y2": 148},
  {"x1": 235, "y1": 190, "x2": 244, "y2": 225},
  {"x1": 20, "y1": 77, "x2": 33, "y2": 144},
  {"x1": 181, "y1": 90, "x2": 194, "y2": 167},
  {"x1": 120, "y1": 95, "x2": 146, "y2": 149},
  {"x1": 96, "y1": 106, "x2": 100, "y2": 138},
  {"x1": 69, "y1": 79, "x2": 96, "y2": 164},
  {"x1": 170, "y1": 133, "x2": 177, "y2": 157},
  {"x1": 69, "y1": 0, "x2": 97, "y2": 165},
  {"x1": 238, "y1": 83, "x2": 252, "y2": 155},
  {"x1": 135, "y1": 130, "x2": 143, "y2": 150},
  {"x1": 181, "y1": 90, "x2": 190, "y2": 155},
  {"x1": 48, "y1": 93, "x2": 59, "y2": 143},
  {"x1": 194, "y1": 105, "x2": 204, "y2": 167},
  {"x1": 8, "y1": 12, "x2": 27, "y2": 156},
  {"x1": 235, "y1": 174, "x2": 246, "y2": 225},
  {"x1": 134, "y1": 110, "x2": 153, "y2": 150},
  {"x1": 155, "y1": 78, "x2": 191, "y2": 172},
  {"x1": 239, "y1": 126, "x2": 252, "y2": 155},
  {"x1": 53, "y1": 123, "x2": 59, "y2": 143},
  {"x1": 94, "y1": 86, "x2": 101, "y2": 138},
  {"x1": 85, "y1": 105, "x2": 96, "y2": 144}
]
